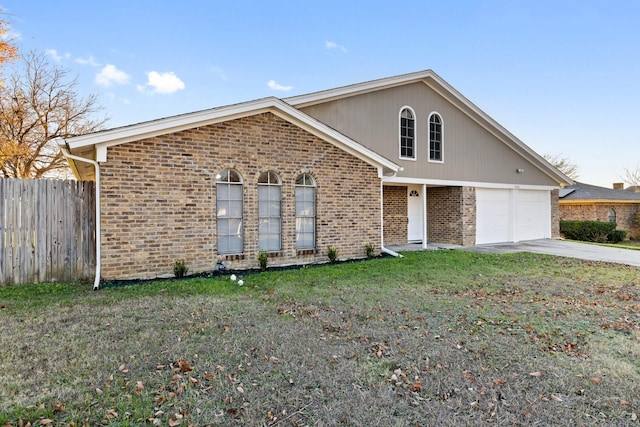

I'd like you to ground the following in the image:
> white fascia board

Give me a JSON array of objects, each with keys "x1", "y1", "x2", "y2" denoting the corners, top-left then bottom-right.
[
  {"x1": 384, "y1": 176, "x2": 559, "y2": 191},
  {"x1": 286, "y1": 70, "x2": 436, "y2": 107},
  {"x1": 65, "y1": 98, "x2": 283, "y2": 150},
  {"x1": 65, "y1": 96, "x2": 400, "y2": 174}
]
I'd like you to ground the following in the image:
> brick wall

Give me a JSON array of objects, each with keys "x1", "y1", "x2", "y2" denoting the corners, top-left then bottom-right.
[
  {"x1": 560, "y1": 202, "x2": 640, "y2": 239},
  {"x1": 99, "y1": 112, "x2": 381, "y2": 280},
  {"x1": 427, "y1": 186, "x2": 475, "y2": 245},
  {"x1": 383, "y1": 186, "x2": 407, "y2": 245},
  {"x1": 550, "y1": 189, "x2": 560, "y2": 238},
  {"x1": 460, "y1": 186, "x2": 477, "y2": 245}
]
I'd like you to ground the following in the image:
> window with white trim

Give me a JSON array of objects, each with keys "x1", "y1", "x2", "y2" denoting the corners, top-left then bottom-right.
[
  {"x1": 429, "y1": 113, "x2": 443, "y2": 162},
  {"x1": 216, "y1": 169, "x2": 243, "y2": 254},
  {"x1": 258, "y1": 171, "x2": 282, "y2": 251},
  {"x1": 295, "y1": 173, "x2": 316, "y2": 250},
  {"x1": 608, "y1": 207, "x2": 616, "y2": 222},
  {"x1": 400, "y1": 108, "x2": 415, "y2": 159}
]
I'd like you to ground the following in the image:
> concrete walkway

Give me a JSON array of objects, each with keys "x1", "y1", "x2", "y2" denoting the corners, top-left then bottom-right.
[{"x1": 389, "y1": 239, "x2": 640, "y2": 267}]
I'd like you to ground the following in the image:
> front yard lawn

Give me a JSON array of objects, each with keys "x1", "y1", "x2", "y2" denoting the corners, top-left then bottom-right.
[{"x1": 1, "y1": 250, "x2": 639, "y2": 426}]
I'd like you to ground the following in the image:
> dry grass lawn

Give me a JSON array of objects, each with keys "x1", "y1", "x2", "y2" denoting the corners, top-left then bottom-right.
[{"x1": 0, "y1": 250, "x2": 639, "y2": 426}]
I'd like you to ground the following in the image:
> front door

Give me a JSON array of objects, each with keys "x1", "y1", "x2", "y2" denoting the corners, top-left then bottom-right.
[{"x1": 407, "y1": 186, "x2": 423, "y2": 242}]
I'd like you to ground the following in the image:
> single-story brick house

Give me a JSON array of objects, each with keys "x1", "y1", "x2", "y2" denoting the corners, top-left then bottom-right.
[
  {"x1": 559, "y1": 182, "x2": 640, "y2": 239},
  {"x1": 57, "y1": 70, "x2": 570, "y2": 286}
]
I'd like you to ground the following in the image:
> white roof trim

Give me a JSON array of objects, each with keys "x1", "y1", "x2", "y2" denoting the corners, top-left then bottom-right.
[
  {"x1": 64, "y1": 97, "x2": 400, "y2": 173},
  {"x1": 286, "y1": 70, "x2": 571, "y2": 186},
  {"x1": 384, "y1": 175, "x2": 559, "y2": 191}
]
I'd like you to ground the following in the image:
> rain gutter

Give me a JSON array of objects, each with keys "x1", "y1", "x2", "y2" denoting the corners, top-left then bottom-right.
[{"x1": 55, "y1": 139, "x2": 102, "y2": 290}]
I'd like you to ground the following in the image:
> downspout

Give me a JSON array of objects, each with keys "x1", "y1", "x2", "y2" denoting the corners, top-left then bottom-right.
[
  {"x1": 380, "y1": 170, "x2": 404, "y2": 258},
  {"x1": 56, "y1": 140, "x2": 101, "y2": 290}
]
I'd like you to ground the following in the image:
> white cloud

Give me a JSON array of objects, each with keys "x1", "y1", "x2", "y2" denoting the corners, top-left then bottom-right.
[
  {"x1": 76, "y1": 55, "x2": 100, "y2": 67},
  {"x1": 267, "y1": 79, "x2": 293, "y2": 92},
  {"x1": 95, "y1": 64, "x2": 130, "y2": 87},
  {"x1": 325, "y1": 40, "x2": 347, "y2": 53},
  {"x1": 145, "y1": 71, "x2": 185, "y2": 94},
  {"x1": 46, "y1": 49, "x2": 70, "y2": 63}
]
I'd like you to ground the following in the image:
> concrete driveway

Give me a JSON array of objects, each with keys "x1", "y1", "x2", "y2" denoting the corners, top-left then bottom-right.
[{"x1": 462, "y1": 239, "x2": 640, "y2": 267}]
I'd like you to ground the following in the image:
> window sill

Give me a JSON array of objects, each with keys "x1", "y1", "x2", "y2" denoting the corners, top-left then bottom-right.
[
  {"x1": 222, "y1": 253, "x2": 245, "y2": 260},
  {"x1": 296, "y1": 249, "x2": 318, "y2": 256}
]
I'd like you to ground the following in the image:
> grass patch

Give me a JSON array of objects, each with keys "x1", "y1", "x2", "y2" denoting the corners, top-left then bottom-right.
[{"x1": 1, "y1": 250, "x2": 639, "y2": 425}]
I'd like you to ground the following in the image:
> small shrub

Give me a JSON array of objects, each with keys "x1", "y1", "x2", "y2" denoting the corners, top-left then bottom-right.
[
  {"x1": 365, "y1": 243, "x2": 375, "y2": 259},
  {"x1": 257, "y1": 250, "x2": 269, "y2": 270},
  {"x1": 173, "y1": 259, "x2": 188, "y2": 278},
  {"x1": 327, "y1": 245, "x2": 338, "y2": 263}
]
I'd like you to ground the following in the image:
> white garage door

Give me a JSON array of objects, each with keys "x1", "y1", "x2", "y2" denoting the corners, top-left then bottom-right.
[
  {"x1": 476, "y1": 189, "x2": 512, "y2": 244},
  {"x1": 476, "y1": 189, "x2": 550, "y2": 244},
  {"x1": 515, "y1": 190, "x2": 551, "y2": 241}
]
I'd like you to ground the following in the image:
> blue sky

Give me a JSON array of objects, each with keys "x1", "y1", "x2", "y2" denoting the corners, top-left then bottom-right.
[{"x1": 2, "y1": 0, "x2": 639, "y2": 187}]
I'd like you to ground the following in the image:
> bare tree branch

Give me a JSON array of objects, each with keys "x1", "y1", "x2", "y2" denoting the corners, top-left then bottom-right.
[
  {"x1": 0, "y1": 51, "x2": 108, "y2": 178},
  {"x1": 542, "y1": 153, "x2": 579, "y2": 181},
  {"x1": 621, "y1": 166, "x2": 640, "y2": 190}
]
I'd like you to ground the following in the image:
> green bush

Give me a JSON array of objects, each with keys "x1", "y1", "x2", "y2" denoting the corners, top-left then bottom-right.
[
  {"x1": 559, "y1": 220, "x2": 626, "y2": 243},
  {"x1": 173, "y1": 259, "x2": 188, "y2": 278},
  {"x1": 257, "y1": 250, "x2": 269, "y2": 271},
  {"x1": 327, "y1": 245, "x2": 338, "y2": 263},
  {"x1": 365, "y1": 243, "x2": 375, "y2": 259}
]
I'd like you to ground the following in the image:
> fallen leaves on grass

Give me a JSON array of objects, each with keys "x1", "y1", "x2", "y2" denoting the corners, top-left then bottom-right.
[{"x1": 172, "y1": 359, "x2": 192, "y2": 373}]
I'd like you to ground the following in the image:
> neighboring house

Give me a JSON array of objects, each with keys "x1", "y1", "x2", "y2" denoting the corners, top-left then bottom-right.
[
  {"x1": 559, "y1": 182, "x2": 640, "y2": 239},
  {"x1": 58, "y1": 70, "x2": 570, "y2": 282}
]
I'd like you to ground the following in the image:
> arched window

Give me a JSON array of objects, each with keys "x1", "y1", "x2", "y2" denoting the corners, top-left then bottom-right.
[
  {"x1": 295, "y1": 173, "x2": 316, "y2": 250},
  {"x1": 216, "y1": 169, "x2": 243, "y2": 254},
  {"x1": 429, "y1": 113, "x2": 443, "y2": 162},
  {"x1": 258, "y1": 171, "x2": 282, "y2": 251},
  {"x1": 608, "y1": 207, "x2": 616, "y2": 222},
  {"x1": 400, "y1": 107, "x2": 415, "y2": 159}
]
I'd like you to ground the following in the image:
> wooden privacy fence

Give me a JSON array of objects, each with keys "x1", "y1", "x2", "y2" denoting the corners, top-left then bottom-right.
[{"x1": 0, "y1": 178, "x2": 96, "y2": 286}]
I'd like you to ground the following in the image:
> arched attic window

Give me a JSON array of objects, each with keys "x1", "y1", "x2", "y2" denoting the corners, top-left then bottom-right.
[
  {"x1": 399, "y1": 107, "x2": 416, "y2": 160},
  {"x1": 429, "y1": 113, "x2": 443, "y2": 162}
]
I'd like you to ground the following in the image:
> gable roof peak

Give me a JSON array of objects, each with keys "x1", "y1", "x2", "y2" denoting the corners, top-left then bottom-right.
[{"x1": 285, "y1": 69, "x2": 441, "y2": 106}]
